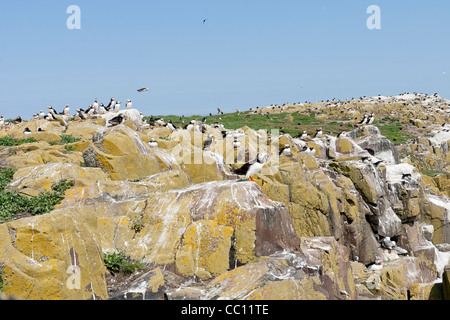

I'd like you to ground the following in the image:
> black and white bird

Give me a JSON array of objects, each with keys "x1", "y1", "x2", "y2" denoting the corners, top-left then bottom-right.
[
  {"x1": 39, "y1": 110, "x2": 45, "y2": 120},
  {"x1": 23, "y1": 127, "x2": 32, "y2": 135},
  {"x1": 279, "y1": 144, "x2": 291, "y2": 156},
  {"x1": 232, "y1": 137, "x2": 241, "y2": 149},
  {"x1": 138, "y1": 88, "x2": 150, "y2": 93},
  {"x1": 301, "y1": 146, "x2": 316, "y2": 155},
  {"x1": 126, "y1": 99, "x2": 132, "y2": 109},
  {"x1": 106, "y1": 98, "x2": 116, "y2": 112},
  {"x1": 93, "y1": 99, "x2": 99, "y2": 112},
  {"x1": 166, "y1": 120, "x2": 177, "y2": 131},
  {"x1": 114, "y1": 101, "x2": 121, "y2": 113},
  {"x1": 155, "y1": 118, "x2": 165, "y2": 126},
  {"x1": 148, "y1": 138, "x2": 158, "y2": 148},
  {"x1": 184, "y1": 120, "x2": 196, "y2": 131},
  {"x1": 359, "y1": 115, "x2": 369, "y2": 125},
  {"x1": 314, "y1": 128, "x2": 323, "y2": 138},
  {"x1": 108, "y1": 114, "x2": 127, "y2": 127},
  {"x1": 337, "y1": 131, "x2": 347, "y2": 138},
  {"x1": 99, "y1": 104, "x2": 107, "y2": 114},
  {"x1": 232, "y1": 153, "x2": 270, "y2": 182},
  {"x1": 63, "y1": 104, "x2": 70, "y2": 116},
  {"x1": 203, "y1": 134, "x2": 214, "y2": 150},
  {"x1": 0, "y1": 115, "x2": 4, "y2": 127},
  {"x1": 367, "y1": 113, "x2": 375, "y2": 125},
  {"x1": 76, "y1": 109, "x2": 87, "y2": 120}
]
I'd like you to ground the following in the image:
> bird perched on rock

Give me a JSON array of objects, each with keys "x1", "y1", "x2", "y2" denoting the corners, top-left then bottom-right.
[
  {"x1": 359, "y1": 115, "x2": 368, "y2": 125},
  {"x1": 76, "y1": 109, "x2": 87, "y2": 121},
  {"x1": 114, "y1": 101, "x2": 121, "y2": 113},
  {"x1": 367, "y1": 113, "x2": 375, "y2": 125},
  {"x1": 314, "y1": 128, "x2": 323, "y2": 138},
  {"x1": 232, "y1": 153, "x2": 270, "y2": 182},
  {"x1": 166, "y1": 120, "x2": 177, "y2": 131},
  {"x1": 148, "y1": 138, "x2": 158, "y2": 148},
  {"x1": 106, "y1": 98, "x2": 116, "y2": 112},
  {"x1": 63, "y1": 105, "x2": 70, "y2": 116},
  {"x1": 39, "y1": 110, "x2": 45, "y2": 120},
  {"x1": 279, "y1": 144, "x2": 291, "y2": 156},
  {"x1": 108, "y1": 114, "x2": 127, "y2": 127},
  {"x1": 203, "y1": 134, "x2": 214, "y2": 150},
  {"x1": 23, "y1": 127, "x2": 32, "y2": 135},
  {"x1": 126, "y1": 99, "x2": 132, "y2": 109},
  {"x1": 232, "y1": 137, "x2": 241, "y2": 149}
]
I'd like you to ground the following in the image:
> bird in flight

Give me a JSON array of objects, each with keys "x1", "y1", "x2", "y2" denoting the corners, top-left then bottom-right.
[
  {"x1": 203, "y1": 18, "x2": 208, "y2": 24},
  {"x1": 137, "y1": 88, "x2": 150, "y2": 93}
]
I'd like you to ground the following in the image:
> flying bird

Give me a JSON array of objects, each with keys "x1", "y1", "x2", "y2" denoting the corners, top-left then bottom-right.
[
  {"x1": 138, "y1": 88, "x2": 150, "y2": 93},
  {"x1": 203, "y1": 19, "x2": 208, "y2": 24}
]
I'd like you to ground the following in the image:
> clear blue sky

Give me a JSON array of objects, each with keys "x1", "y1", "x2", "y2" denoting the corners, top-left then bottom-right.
[{"x1": 0, "y1": 0, "x2": 449, "y2": 119}]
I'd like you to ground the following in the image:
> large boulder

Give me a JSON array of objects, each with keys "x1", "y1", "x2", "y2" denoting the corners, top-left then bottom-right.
[
  {"x1": 83, "y1": 125, "x2": 180, "y2": 181},
  {"x1": 0, "y1": 207, "x2": 108, "y2": 300}
]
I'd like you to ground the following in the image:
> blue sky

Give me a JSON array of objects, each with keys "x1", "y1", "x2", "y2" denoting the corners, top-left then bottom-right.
[{"x1": 0, "y1": 0, "x2": 449, "y2": 119}]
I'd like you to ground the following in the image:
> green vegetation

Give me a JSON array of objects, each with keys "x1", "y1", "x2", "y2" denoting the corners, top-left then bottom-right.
[
  {"x1": 0, "y1": 136, "x2": 38, "y2": 147},
  {"x1": 65, "y1": 146, "x2": 76, "y2": 152},
  {"x1": 377, "y1": 124, "x2": 415, "y2": 145},
  {"x1": 146, "y1": 111, "x2": 353, "y2": 138},
  {"x1": 50, "y1": 135, "x2": 81, "y2": 146},
  {"x1": 0, "y1": 270, "x2": 4, "y2": 293},
  {"x1": 0, "y1": 170, "x2": 75, "y2": 223},
  {"x1": 103, "y1": 252, "x2": 145, "y2": 274},
  {"x1": 420, "y1": 170, "x2": 448, "y2": 177}
]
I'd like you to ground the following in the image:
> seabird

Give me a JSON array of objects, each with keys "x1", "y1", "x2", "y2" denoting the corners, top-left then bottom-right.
[
  {"x1": 93, "y1": 99, "x2": 99, "y2": 112},
  {"x1": 203, "y1": 134, "x2": 214, "y2": 150},
  {"x1": 76, "y1": 109, "x2": 87, "y2": 121},
  {"x1": 38, "y1": 128, "x2": 45, "y2": 132},
  {"x1": 232, "y1": 137, "x2": 241, "y2": 148},
  {"x1": 233, "y1": 153, "x2": 270, "y2": 182},
  {"x1": 114, "y1": 101, "x2": 121, "y2": 113},
  {"x1": 203, "y1": 18, "x2": 208, "y2": 24},
  {"x1": 99, "y1": 104, "x2": 107, "y2": 114},
  {"x1": 155, "y1": 118, "x2": 165, "y2": 126},
  {"x1": 23, "y1": 127, "x2": 32, "y2": 135},
  {"x1": 138, "y1": 88, "x2": 150, "y2": 93},
  {"x1": 337, "y1": 132, "x2": 347, "y2": 138},
  {"x1": 108, "y1": 114, "x2": 127, "y2": 127},
  {"x1": 33, "y1": 114, "x2": 39, "y2": 119},
  {"x1": 13, "y1": 116, "x2": 22, "y2": 124},
  {"x1": 106, "y1": 98, "x2": 116, "y2": 112},
  {"x1": 367, "y1": 113, "x2": 375, "y2": 125},
  {"x1": 63, "y1": 105, "x2": 70, "y2": 116},
  {"x1": 148, "y1": 138, "x2": 158, "y2": 148},
  {"x1": 126, "y1": 99, "x2": 132, "y2": 109},
  {"x1": 301, "y1": 146, "x2": 315, "y2": 155},
  {"x1": 359, "y1": 115, "x2": 368, "y2": 125},
  {"x1": 279, "y1": 144, "x2": 291, "y2": 156},
  {"x1": 0, "y1": 115, "x2": 4, "y2": 127},
  {"x1": 314, "y1": 128, "x2": 323, "y2": 138},
  {"x1": 39, "y1": 110, "x2": 45, "y2": 120},
  {"x1": 166, "y1": 120, "x2": 177, "y2": 131}
]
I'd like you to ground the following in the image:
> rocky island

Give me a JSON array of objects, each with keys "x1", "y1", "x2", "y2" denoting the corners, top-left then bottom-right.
[{"x1": 0, "y1": 92, "x2": 449, "y2": 300}]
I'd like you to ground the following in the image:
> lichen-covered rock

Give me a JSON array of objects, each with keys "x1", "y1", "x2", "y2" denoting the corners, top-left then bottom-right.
[{"x1": 0, "y1": 208, "x2": 108, "y2": 300}]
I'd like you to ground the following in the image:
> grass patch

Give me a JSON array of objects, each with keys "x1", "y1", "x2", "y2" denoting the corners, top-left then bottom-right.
[
  {"x1": 0, "y1": 136, "x2": 38, "y2": 146},
  {"x1": 420, "y1": 170, "x2": 448, "y2": 177},
  {"x1": 377, "y1": 124, "x2": 415, "y2": 145},
  {"x1": 103, "y1": 252, "x2": 145, "y2": 275},
  {"x1": 0, "y1": 174, "x2": 75, "y2": 224},
  {"x1": 49, "y1": 135, "x2": 81, "y2": 146}
]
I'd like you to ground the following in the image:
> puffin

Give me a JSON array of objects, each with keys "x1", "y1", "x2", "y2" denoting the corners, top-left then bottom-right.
[
  {"x1": 232, "y1": 137, "x2": 241, "y2": 148},
  {"x1": 185, "y1": 120, "x2": 196, "y2": 131},
  {"x1": 0, "y1": 115, "x2": 4, "y2": 126},
  {"x1": 76, "y1": 109, "x2": 87, "y2": 121},
  {"x1": 108, "y1": 114, "x2": 127, "y2": 127},
  {"x1": 232, "y1": 153, "x2": 270, "y2": 182},
  {"x1": 63, "y1": 105, "x2": 70, "y2": 115},
  {"x1": 148, "y1": 138, "x2": 158, "y2": 148},
  {"x1": 279, "y1": 144, "x2": 291, "y2": 156},
  {"x1": 138, "y1": 88, "x2": 150, "y2": 93},
  {"x1": 106, "y1": 98, "x2": 116, "y2": 112},
  {"x1": 126, "y1": 99, "x2": 132, "y2": 109},
  {"x1": 47, "y1": 106, "x2": 57, "y2": 116},
  {"x1": 99, "y1": 104, "x2": 107, "y2": 114},
  {"x1": 367, "y1": 113, "x2": 375, "y2": 125},
  {"x1": 93, "y1": 99, "x2": 99, "y2": 111},
  {"x1": 114, "y1": 101, "x2": 121, "y2": 113},
  {"x1": 39, "y1": 110, "x2": 45, "y2": 120},
  {"x1": 155, "y1": 118, "x2": 165, "y2": 126},
  {"x1": 301, "y1": 146, "x2": 316, "y2": 155},
  {"x1": 359, "y1": 115, "x2": 368, "y2": 125},
  {"x1": 166, "y1": 120, "x2": 177, "y2": 131},
  {"x1": 203, "y1": 134, "x2": 214, "y2": 150},
  {"x1": 314, "y1": 128, "x2": 323, "y2": 138},
  {"x1": 23, "y1": 127, "x2": 32, "y2": 135},
  {"x1": 33, "y1": 113, "x2": 39, "y2": 119}
]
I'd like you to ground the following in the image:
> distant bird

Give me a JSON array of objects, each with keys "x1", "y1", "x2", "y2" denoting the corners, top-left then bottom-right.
[
  {"x1": 63, "y1": 105, "x2": 70, "y2": 116},
  {"x1": 367, "y1": 113, "x2": 375, "y2": 125},
  {"x1": 114, "y1": 101, "x2": 121, "y2": 113},
  {"x1": 298, "y1": 131, "x2": 309, "y2": 140},
  {"x1": 314, "y1": 128, "x2": 323, "y2": 138},
  {"x1": 166, "y1": 120, "x2": 177, "y2": 131},
  {"x1": 99, "y1": 104, "x2": 107, "y2": 114},
  {"x1": 33, "y1": 114, "x2": 39, "y2": 119},
  {"x1": 301, "y1": 146, "x2": 315, "y2": 155},
  {"x1": 185, "y1": 120, "x2": 196, "y2": 131},
  {"x1": 138, "y1": 88, "x2": 150, "y2": 93},
  {"x1": 47, "y1": 106, "x2": 57, "y2": 116},
  {"x1": 155, "y1": 118, "x2": 165, "y2": 126},
  {"x1": 359, "y1": 115, "x2": 368, "y2": 125},
  {"x1": 108, "y1": 114, "x2": 126, "y2": 127},
  {"x1": 232, "y1": 153, "x2": 270, "y2": 182},
  {"x1": 233, "y1": 137, "x2": 241, "y2": 149},
  {"x1": 126, "y1": 99, "x2": 132, "y2": 109},
  {"x1": 337, "y1": 132, "x2": 347, "y2": 138},
  {"x1": 148, "y1": 138, "x2": 158, "y2": 148},
  {"x1": 93, "y1": 99, "x2": 99, "y2": 111},
  {"x1": 203, "y1": 134, "x2": 214, "y2": 150},
  {"x1": 39, "y1": 110, "x2": 45, "y2": 120},
  {"x1": 0, "y1": 115, "x2": 4, "y2": 127},
  {"x1": 38, "y1": 128, "x2": 45, "y2": 132},
  {"x1": 203, "y1": 18, "x2": 208, "y2": 24},
  {"x1": 13, "y1": 116, "x2": 22, "y2": 124},
  {"x1": 23, "y1": 127, "x2": 32, "y2": 135},
  {"x1": 106, "y1": 98, "x2": 116, "y2": 112},
  {"x1": 279, "y1": 144, "x2": 291, "y2": 156},
  {"x1": 76, "y1": 109, "x2": 87, "y2": 120}
]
